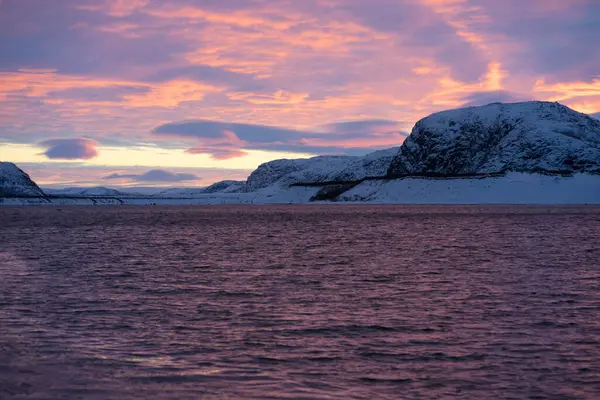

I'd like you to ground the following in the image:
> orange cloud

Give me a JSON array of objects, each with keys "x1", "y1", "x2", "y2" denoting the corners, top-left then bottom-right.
[
  {"x1": 534, "y1": 79, "x2": 600, "y2": 101},
  {"x1": 77, "y1": 0, "x2": 150, "y2": 17},
  {"x1": 145, "y1": 5, "x2": 300, "y2": 30},
  {"x1": 3, "y1": 0, "x2": 599, "y2": 180},
  {"x1": 123, "y1": 80, "x2": 222, "y2": 108},
  {"x1": 227, "y1": 90, "x2": 309, "y2": 105},
  {"x1": 0, "y1": 69, "x2": 136, "y2": 99},
  {"x1": 0, "y1": 70, "x2": 222, "y2": 108},
  {"x1": 422, "y1": 0, "x2": 492, "y2": 53},
  {"x1": 96, "y1": 22, "x2": 142, "y2": 38},
  {"x1": 411, "y1": 60, "x2": 510, "y2": 111},
  {"x1": 534, "y1": 79, "x2": 600, "y2": 114},
  {"x1": 185, "y1": 45, "x2": 280, "y2": 76}
]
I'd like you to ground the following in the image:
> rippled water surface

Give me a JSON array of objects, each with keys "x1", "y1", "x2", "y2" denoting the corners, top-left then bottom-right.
[{"x1": 1, "y1": 205, "x2": 600, "y2": 399}]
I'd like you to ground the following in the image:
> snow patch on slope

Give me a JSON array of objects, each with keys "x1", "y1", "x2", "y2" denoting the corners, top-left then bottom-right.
[{"x1": 339, "y1": 173, "x2": 600, "y2": 204}]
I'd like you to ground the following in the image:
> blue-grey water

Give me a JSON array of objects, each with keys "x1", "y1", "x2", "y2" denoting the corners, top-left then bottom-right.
[{"x1": 1, "y1": 205, "x2": 600, "y2": 399}]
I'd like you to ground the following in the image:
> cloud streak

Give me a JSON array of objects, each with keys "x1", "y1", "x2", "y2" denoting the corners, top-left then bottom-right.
[
  {"x1": 153, "y1": 119, "x2": 407, "y2": 159},
  {"x1": 104, "y1": 169, "x2": 199, "y2": 182}
]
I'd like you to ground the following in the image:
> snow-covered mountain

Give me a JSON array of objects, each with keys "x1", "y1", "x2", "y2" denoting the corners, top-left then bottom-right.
[
  {"x1": 43, "y1": 187, "x2": 131, "y2": 197},
  {"x1": 388, "y1": 101, "x2": 600, "y2": 176},
  {"x1": 0, "y1": 162, "x2": 45, "y2": 196}
]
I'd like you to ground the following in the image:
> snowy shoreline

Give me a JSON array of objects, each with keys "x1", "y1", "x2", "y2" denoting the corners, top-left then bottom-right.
[{"x1": 2, "y1": 173, "x2": 599, "y2": 205}]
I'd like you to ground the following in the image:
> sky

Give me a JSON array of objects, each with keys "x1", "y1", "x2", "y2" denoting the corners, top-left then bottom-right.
[{"x1": 1, "y1": 0, "x2": 599, "y2": 188}]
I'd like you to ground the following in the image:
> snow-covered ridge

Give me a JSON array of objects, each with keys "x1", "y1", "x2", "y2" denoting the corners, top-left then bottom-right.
[
  {"x1": 202, "y1": 180, "x2": 246, "y2": 194},
  {"x1": 154, "y1": 180, "x2": 245, "y2": 197},
  {"x1": 246, "y1": 147, "x2": 399, "y2": 190},
  {"x1": 44, "y1": 187, "x2": 132, "y2": 197},
  {"x1": 388, "y1": 101, "x2": 600, "y2": 176},
  {"x1": 154, "y1": 187, "x2": 207, "y2": 197},
  {"x1": 246, "y1": 155, "x2": 355, "y2": 191},
  {"x1": 0, "y1": 162, "x2": 45, "y2": 197}
]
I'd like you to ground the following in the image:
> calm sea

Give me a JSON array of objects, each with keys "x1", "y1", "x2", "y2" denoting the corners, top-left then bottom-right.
[{"x1": 1, "y1": 205, "x2": 600, "y2": 399}]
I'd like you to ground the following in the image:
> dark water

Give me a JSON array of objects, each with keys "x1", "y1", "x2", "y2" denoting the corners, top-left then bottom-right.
[{"x1": 1, "y1": 205, "x2": 600, "y2": 399}]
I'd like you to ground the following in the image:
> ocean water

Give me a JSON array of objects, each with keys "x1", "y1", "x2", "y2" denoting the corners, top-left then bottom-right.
[{"x1": 1, "y1": 205, "x2": 599, "y2": 399}]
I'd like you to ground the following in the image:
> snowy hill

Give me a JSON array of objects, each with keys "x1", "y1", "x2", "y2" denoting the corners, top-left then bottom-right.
[
  {"x1": 388, "y1": 101, "x2": 600, "y2": 176},
  {"x1": 154, "y1": 181, "x2": 244, "y2": 197},
  {"x1": 0, "y1": 162, "x2": 45, "y2": 196},
  {"x1": 246, "y1": 155, "x2": 354, "y2": 191},
  {"x1": 246, "y1": 148, "x2": 399, "y2": 191},
  {"x1": 203, "y1": 180, "x2": 246, "y2": 193}
]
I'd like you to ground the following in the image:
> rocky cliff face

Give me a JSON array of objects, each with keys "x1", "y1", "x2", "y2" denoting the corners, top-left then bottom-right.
[
  {"x1": 388, "y1": 102, "x2": 600, "y2": 176},
  {"x1": 0, "y1": 162, "x2": 45, "y2": 196}
]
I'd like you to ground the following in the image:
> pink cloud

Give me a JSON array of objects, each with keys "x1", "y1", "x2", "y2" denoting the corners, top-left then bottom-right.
[{"x1": 1, "y1": 0, "x2": 599, "y2": 187}]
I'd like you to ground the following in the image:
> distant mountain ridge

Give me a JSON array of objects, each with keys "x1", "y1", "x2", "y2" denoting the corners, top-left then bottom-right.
[{"x1": 44, "y1": 187, "x2": 132, "y2": 197}]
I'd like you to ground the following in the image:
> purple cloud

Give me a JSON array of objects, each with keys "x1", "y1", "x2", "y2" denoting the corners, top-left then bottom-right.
[
  {"x1": 153, "y1": 119, "x2": 407, "y2": 158},
  {"x1": 321, "y1": 120, "x2": 407, "y2": 136},
  {"x1": 2, "y1": 0, "x2": 600, "y2": 185},
  {"x1": 47, "y1": 86, "x2": 150, "y2": 101},
  {"x1": 475, "y1": 0, "x2": 600, "y2": 82},
  {"x1": 39, "y1": 138, "x2": 99, "y2": 160},
  {"x1": 104, "y1": 169, "x2": 199, "y2": 182}
]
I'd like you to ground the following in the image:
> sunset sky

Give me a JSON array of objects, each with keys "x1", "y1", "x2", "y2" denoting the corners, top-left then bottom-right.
[{"x1": 1, "y1": 0, "x2": 599, "y2": 187}]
